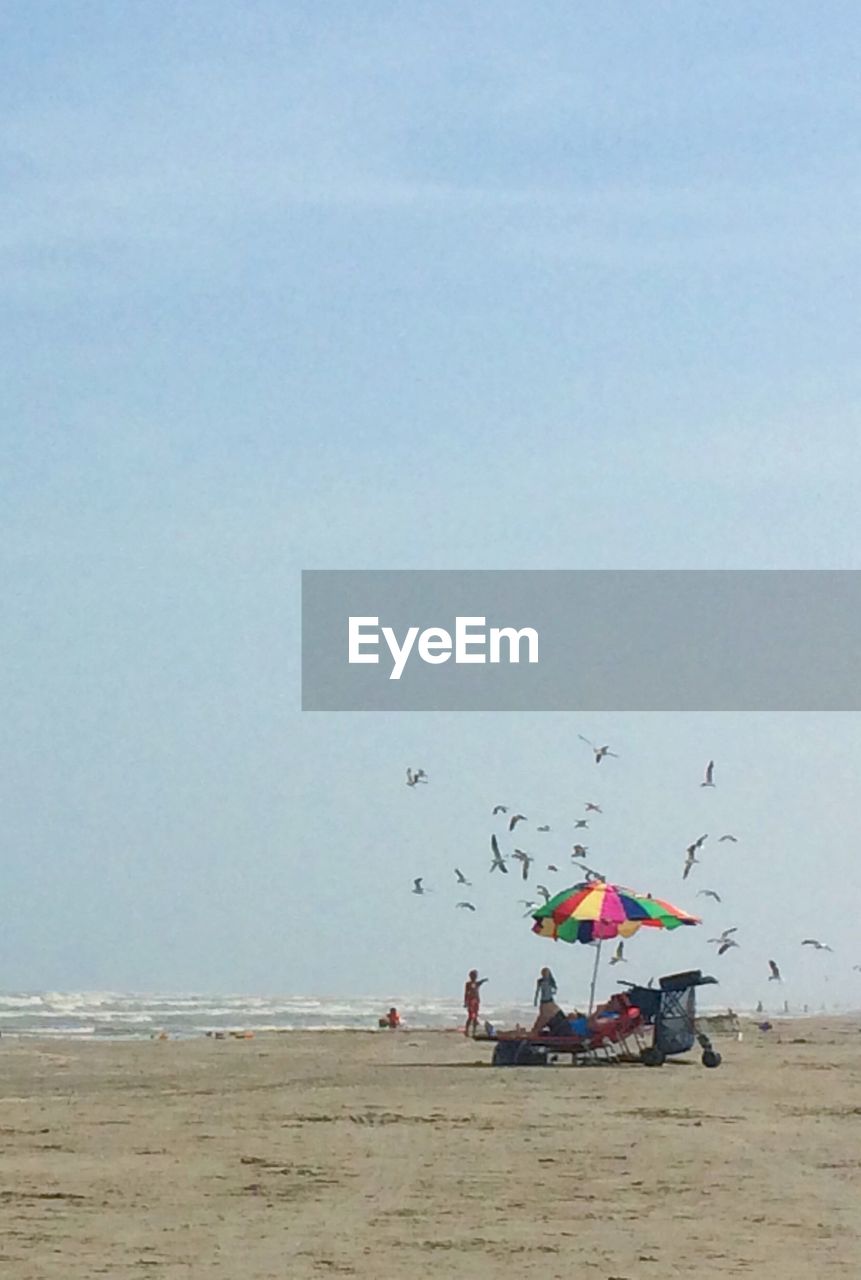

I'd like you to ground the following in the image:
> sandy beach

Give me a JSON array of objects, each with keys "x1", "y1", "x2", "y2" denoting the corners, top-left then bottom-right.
[{"x1": 2, "y1": 1018, "x2": 860, "y2": 1279}]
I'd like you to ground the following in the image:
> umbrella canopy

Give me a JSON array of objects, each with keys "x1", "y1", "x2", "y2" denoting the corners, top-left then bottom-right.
[{"x1": 532, "y1": 881, "x2": 700, "y2": 944}]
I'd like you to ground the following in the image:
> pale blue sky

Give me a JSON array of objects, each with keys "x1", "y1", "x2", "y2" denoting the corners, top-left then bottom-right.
[{"x1": 2, "y1": 4, "x2": 860, "y2": 1009}]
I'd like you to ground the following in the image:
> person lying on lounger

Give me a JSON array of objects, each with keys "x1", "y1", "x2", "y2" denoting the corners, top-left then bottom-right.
[{"x1": 488, "y1": 993, "x2": 632, "y2": 1041}]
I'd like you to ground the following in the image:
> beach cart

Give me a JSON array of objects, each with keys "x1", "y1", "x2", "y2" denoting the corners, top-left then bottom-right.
[
  {"x1": 623, "y1": 969, "x2": 722, "y2": 1068},
  {"x1": 485, "y1": 969, "x2": 722, "y2": 1069}
]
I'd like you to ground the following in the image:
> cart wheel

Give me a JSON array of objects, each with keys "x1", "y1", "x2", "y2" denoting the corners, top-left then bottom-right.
[
  {"x1": 701, "y1": 1049, "x2": 722, "y2": 1069},
  {"x1": 640, "y1": 1046, "x2": 665, "y2": 1067}
]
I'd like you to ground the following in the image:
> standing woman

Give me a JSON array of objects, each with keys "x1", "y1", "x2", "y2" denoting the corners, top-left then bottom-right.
[{"x1": 531, "y1": 966, "x2": 562, "y2": 1032}]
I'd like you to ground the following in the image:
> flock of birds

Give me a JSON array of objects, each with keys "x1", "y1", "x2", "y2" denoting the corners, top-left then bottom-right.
[{"x1": 406, "y1": 743, "x2": 859, "y2": 996}]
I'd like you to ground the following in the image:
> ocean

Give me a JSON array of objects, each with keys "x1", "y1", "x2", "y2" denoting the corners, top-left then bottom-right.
[
  {"x1": 0, "y1": 990, "x2": 845, "y2": 1040},
  {"x1": 0, "y1": 992, "x2": 531, "y2": 1039}
]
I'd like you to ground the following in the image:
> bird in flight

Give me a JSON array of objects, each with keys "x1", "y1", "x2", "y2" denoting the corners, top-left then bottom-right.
[
  {"x1": 801, "y1": 939, "x2": 832, "y2": 951},
  {"x1": 406, "y1": 768, "x2": 428, "y2": 787},
  {"x1": 454, "y1": 868, "x2": 471, "y2": 886},
  {"x1": 708, "y1": 928, "x2": 738, "y2": 954},
  {"x1": 609, "y1": 941, "x2": 627, "y2": 966},
  {"x1": 768, "y1": 960, "x2": 782, "y2": 981},
  {"x1": 456, "y1": 901, "x2": 476, "y2": 912},
  {"x1": 701, "y1": 760, "x2": 715, "y2": 788},
  {"x1": 709, "y1": 928, "x2": 738, "y2": 943},
  {"x1": 512, "y1": 849, "x2": 535, "y2": 881},
  {"x1": 519, "y1": 899, "x2": 538, "y2": 917},
  {"x1": 411, "y1": 878, "x2": 427, "y2": 895},
  {"x1": 853, "y1": 965, "x2": 861, "y2": 972},
  {"x1": 492, "y1": 805, "x2": 508, "y2": 815},
  {"x1": 578, "y1": 735, "x2": 618, "y2": 763},
  {"x1": 508, "y1": 813, "x2": 527, "y2": 831},
  {"x1": 718, "y1": 834, "x2": 738, "y2": 843},
  {"x1": 573, "y1": 819, "x2": 589, "y2": 829},
  {"x1": 546, "y1": 863, "x2": 559, "y2": 872},
  {"x1": 537, "y1": 824, "x2": 551, "y2": 832},
  {"x1": 684, "y1": 835, "x2": 708, "y2": 877},
  {"x1": 572, "y1": 844, "x2": 588, "y2": 857},
  {"x1": 585, "y1": 802, "x2": 602, "y2": 813},
  {"x1": 697, "y1": 889, "x2": 722, "y2": 903},
  {"x1": 536, "y1": 885, "x2": 551, "y2": 903},
  {"x1": 490, "y1": 835, "x2": 508, "y2": 874}
]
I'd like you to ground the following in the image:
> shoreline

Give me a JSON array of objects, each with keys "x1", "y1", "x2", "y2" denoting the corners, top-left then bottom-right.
[{"x1": 3, "y1": 1010, "x2": 860, "y2": 1046}]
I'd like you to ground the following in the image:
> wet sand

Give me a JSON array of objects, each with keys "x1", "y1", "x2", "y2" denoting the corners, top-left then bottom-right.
[{"x1": 2, "y1": 1018, "x2": 860, "y2": 1278}]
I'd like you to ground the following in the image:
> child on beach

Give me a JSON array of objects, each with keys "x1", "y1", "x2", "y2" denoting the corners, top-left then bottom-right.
[{"x1": 463, "y1": 970, "x2": 487, "y2": 1037}]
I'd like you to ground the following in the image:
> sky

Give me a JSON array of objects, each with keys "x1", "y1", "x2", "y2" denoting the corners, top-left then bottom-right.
[{"x1": 2, "y1": 3, "x2": 860, "y2": 1011}]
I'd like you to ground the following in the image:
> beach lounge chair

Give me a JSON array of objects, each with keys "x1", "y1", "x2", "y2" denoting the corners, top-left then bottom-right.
[{"x1": 484, "y1": 971, "x2": 722, "y2": 1069}]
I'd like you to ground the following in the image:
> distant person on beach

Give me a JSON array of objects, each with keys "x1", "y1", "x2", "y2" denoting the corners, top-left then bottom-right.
[
  {"x1": 378, "y1": 1007, "x2": 401, "y2": 1029},
  {"x1": 463, "y1": 970, "x2": 487, "y2": 1037}
]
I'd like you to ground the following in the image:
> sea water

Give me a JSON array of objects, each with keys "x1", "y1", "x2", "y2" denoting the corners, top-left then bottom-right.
[{"x1": 0, "y1": 991, "x2": 850, "y2": 1040}]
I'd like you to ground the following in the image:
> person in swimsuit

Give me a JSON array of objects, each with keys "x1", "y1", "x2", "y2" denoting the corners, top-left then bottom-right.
[
  {"x1": 531, "y1": 967, "x2": 562, "y2": 1033},
  {"x1": 463, "y1": 970, "x2": 487, "y2": 1037}
]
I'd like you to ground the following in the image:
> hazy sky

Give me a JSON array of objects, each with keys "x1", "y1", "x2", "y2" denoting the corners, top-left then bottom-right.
[{"x1": 2, "y1": 4, "x2": 860, "y2": 1009}]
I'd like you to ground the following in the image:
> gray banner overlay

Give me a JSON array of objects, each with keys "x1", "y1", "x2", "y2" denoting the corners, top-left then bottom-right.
[{"x1": 301, "y1": 571, "x2": 861, "y2": 711}]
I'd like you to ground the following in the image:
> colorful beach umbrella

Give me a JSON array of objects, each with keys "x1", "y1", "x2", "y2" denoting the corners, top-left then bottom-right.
[
  {"x1": 531, "y1": 880, "x2": 699, "y2": 1013},
  {"x1": 531, "y1": 881, "x2": 700, "y2": 944}
]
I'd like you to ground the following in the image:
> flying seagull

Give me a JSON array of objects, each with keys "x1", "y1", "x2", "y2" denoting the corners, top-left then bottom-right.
[
  {"x1": 454, "y1": 868, "x2": 471, "y2": 886},
  {"x1": 512, "y1": 849, "x2": 535, "y2": 881},
  {"x1": 490, "y1": 834, "x2": 508, "y2": 874},
  {"x1": 585, "y1": 803, "x2": 602, "y2": 813},
  {"x1": 708, "y1": 928, "x2": 738, "y2": 944},
  {"x1": 768, "y1": 960, "x2": 782, "y2": 981},
  {"x1": 697, "y1": 889, "x2": 722, "y2": 903},
  {"x1": 547, "y1": 863, "x2": 559, "y2": 872},
  {"x1": 536, "y1": 885, "x2": 551, "y2": 903},
  {"x1": 706, "y1": 928, "x2": 738, "y2": 952},
  {"x1": 609, "y1": 941, "x2": 627, "y2": 966},
  {"x1": 572, "y1": 844, "x2": 588, "y2": 857},
  {"x1": 456, "y1": 901, "x2": 476, "y2": 912},
  {"x1": 578, "y1": 735, "x2": 618, "y2": 763},
  {"x1": 708, "y1": 929, "x2": 738, "y2": 954},
  {"x1": 411, "y1": 878, "x2": 427, "y2": 895},
  {"x1": 718, "y1": 834, "x2": 738, "y2": 843},
  {"x1": 701, "y1": 760, "x2": 715, "y2": 788},
  {"x1": 573, "y1": 819, "x2": 589, "y2": 829},
  {"x1": 853, "y1": 965, "x2": 861, "y2": 972},
  {"x1": 801, "y1": 939, "x2": 832, "y2": 951},
  {"x1": 492, "y1": 805, "x2": 508, "y2": 815},
  {"x1": 519, "y1": 899, "x2": 538, "y2": 917},
  {"x1": 537, "y1": 825, "x2": 551, "y2": 832},
  {"x1": 684, "y1": 835, "x2": 708, "y2": 875},
  {"x1": 508, "y1": 814, "x2": 527, "y2": 831},
  {"x1": 406, "y1": 768, "x2": 428, "y2": 787}
]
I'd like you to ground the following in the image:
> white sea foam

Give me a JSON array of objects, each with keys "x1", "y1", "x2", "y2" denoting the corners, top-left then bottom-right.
[{"x1": 0, "y1": 990, "x2": 853, "y2": 1040}]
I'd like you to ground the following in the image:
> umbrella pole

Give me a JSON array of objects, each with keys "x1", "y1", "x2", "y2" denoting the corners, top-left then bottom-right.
[{"x1": 587, "y1": 941, "x2": 602, "y2": 1016}]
